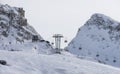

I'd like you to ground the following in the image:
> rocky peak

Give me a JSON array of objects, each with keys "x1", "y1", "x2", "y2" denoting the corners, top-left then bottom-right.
[
  {"x1": 0, "y1": 4, "x2": 37, "y2": 39},
  {"x1": 85, "y1": 13, "x2": 120, "y2": 31},
  {"x1": 67, "y1": 13, "x2": 120, "y2": 67},
  {"x1": 0, "y1": 4, "x2": 53, "y2": 54},
  {"x1": 0, "y1": 4, "x2": 24, "y2": 16}
]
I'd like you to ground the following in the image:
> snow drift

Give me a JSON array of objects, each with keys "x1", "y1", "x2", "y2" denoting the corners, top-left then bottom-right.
[{"x1": 0, "y1": 50, "x2": 120, "y2": 74}]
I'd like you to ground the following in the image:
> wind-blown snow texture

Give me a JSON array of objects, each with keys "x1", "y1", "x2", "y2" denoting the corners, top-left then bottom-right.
[
  {"x1": 0, "y1": 4, "x2": 53, "y2": 54},
  {"x1": 0, "y1": 50, "x2": 120, "y2": 74},
  {"x1": 66, "y1": 13, "x2": 120, "y2": 67}
]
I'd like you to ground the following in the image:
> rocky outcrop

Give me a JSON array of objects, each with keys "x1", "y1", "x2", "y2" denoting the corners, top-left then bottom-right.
[
  {"x1": 0, "y1": 4, "x2": 54, "y2": 54},
  {"x1": 66, "y1": 13, "x2": 120, "y2": 67}
]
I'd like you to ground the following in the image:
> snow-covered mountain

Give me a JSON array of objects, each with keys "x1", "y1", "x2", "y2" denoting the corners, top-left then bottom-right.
[
  {"x1": 66, "y1": 13, "x2": 120, "y2": 67},
  {"x1": 0, "y1": 4, "x2": 53, "y2": 54},
  {"x1": 0, "y1": 50, "x2": 120, "y2": 74},
  {"x1": 1, "y1": 4, "x2": 120, "y2": 74}
]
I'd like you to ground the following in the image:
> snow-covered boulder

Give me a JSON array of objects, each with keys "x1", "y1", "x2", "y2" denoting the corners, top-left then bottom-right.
[
  {"x1": 66, "y1": 13, "x2": 120, "y2": 67},
  {"x1": 0, "y1": 4, "x2": 53, "y2": 54}
]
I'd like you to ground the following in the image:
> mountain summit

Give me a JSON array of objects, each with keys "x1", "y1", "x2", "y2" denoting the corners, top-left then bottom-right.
[
  {"x1": 85, "y1": 13, "x2": 119, "y2": 29},
  {"x1": 0, "y1": 4, "x2": 53, "y2": 54},
  {"x1": 66, "y1": 13, "x2": 120, "y2": 67}
]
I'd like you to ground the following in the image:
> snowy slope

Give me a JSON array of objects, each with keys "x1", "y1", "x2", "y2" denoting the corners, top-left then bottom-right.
[
  {"x1": 1, "y1": 3, "x2": 120, "y2": 74},
  {"x1": 0, "y1": 50, "x2": 120, "y2": 74},
  {"x1": 66, "y1": 13, "x2": 120, "y2": 67},
  {"x1": 0, "y1": 4, "x2": 53, "y2": 54}
]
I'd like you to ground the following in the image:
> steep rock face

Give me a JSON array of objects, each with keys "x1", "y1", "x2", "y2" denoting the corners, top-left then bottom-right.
[
  {"x1": 0, "y1": 4, "x2": 53, "y2": 54},
  {"x1": 66, "y1": 13, "x2": 120, "y2": 67}
]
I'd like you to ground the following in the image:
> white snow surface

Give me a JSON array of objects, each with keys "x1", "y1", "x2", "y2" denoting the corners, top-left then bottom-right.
[
  {"x1": 0, "y1": 50, "x2": 120, "y2": 74},
  {"x1": 66, "y1": 13, "x2": 120, "y2": 67}
]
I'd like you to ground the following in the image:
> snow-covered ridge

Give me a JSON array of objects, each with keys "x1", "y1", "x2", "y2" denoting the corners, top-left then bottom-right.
[
  {"x1": 85, "y1": 13, "x2": 120, "y2": 29},
  {"x1": 66, "y1": 13, "x2": 120, "y2": 67},
  {"x1": 0, "y1": 4, "x2": 53, "y2": 54}
]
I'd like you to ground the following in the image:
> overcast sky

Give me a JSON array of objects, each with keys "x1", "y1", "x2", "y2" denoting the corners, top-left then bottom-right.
[{"x1": 1, "y1": 0, "x2": 120, "y2": 48}]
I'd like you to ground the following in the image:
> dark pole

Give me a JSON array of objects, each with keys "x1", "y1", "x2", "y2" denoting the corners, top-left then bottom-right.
[{"x1": 53, "y1": 34, "x2": 63, "y2": 53}]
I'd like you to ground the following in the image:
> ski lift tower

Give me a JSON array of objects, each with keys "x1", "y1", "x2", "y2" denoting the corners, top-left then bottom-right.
[{"x1": 53, "y1": 34, "x2": 63, "y2": 53}]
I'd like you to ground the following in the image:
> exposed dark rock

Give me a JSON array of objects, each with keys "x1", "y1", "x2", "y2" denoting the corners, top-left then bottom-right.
[{"x1": 0, "y1": 60, "x2": 7, "y2": 65}]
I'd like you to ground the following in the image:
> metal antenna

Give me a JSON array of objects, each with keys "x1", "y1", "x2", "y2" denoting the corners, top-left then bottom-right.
[{"x1": 53, "y1": 34, "x2": 63, "y2": 53}]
